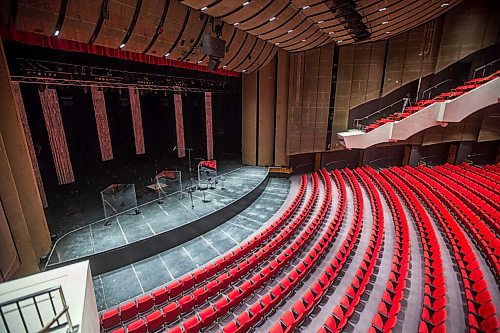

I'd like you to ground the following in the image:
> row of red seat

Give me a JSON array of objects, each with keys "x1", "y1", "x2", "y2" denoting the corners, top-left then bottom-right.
[
  {"x1": 222, "y1": 168, "x2": 336, "y2": 333},
  {"x1": 166, "y1": 171, "x2": 329, "y2": 332},
  {"x1": 417, "y1": 166, "x2": 500, "y2": 276},
  {"x1": 262, "y1": 169, "x2": 349, "y2": 333},
  {"x1": 382, "y1": 169, "x2": 447, "y2": 332},
  {"x1": 436, "y1": 165, "x2": 499, "y2": 232},
  {"x1": 394, "y1": 167, "x2": 498, "y2": 333},
  {"x1": 364, "y1": 71, "x2": 499, "y2": 132},
  {"x1": 364, "y1": 166, "x2": 410, "y2": 332},
  {"x1": 318, "y1": 167, "x2": 385, "y2": 332},
  {"x1": 101, "y1": 174, "x2": 310, "y2": 331},
  {"x1": 457, "y1": 164, "x2": 500, "y2": 189}
]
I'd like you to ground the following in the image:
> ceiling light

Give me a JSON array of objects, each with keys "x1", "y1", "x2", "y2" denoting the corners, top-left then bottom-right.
[
  {"x1": 119, "y1": 43, "x2": 125, "y2": 49},
  {"x1": 287, "y1": 29, "x2": 293, "y2": 33},
  {"x1": 302, "y1": 39, "x2": 306, "y2": 42},
  {"x1": 223, "y1": 65, "x2": 227, "y2": 68},
  {"x1": 379, "y1": 7, "x2": 386, "y2": 11},
  {"x1": 318, "y1": 20, "x2": 324, "y2": 24},
  {"x1": 302, "y1": 5, "x2": 310, "y2": 10},
  {"x1": 201, "y1": 6, "x2": 208, "y2": 11},
  {"x1": 386, "y1": 31, "x2": 391, "y2": 34},
  {"x1": 269, "y1": 17, "x2": 276, "y2": 21},
  {"x1": 242, "y1": 69, "x2": 247, "y2": 72},
  {"x1": 441, "y1": 3, "x2": 449, "y2": 7},
  {"x1": 328, "y1": 32, "x2": 333, "y2": 34},
  {"x1": 54, "y1": 30, "x2": 60, "y2": 36},
  {"x1": 165, "y1": 53, "x2": 170, "y2": 57},
  {"x1": 197, "y1": 60, "x2": 202, "y2": 64},
  {"x1": 234, "y1": 22, "x2": 239, "y2": 26},
  {"x1": 337, "y1": 40, "x2": 343, "y2": 43},
  {"x1": 275, "y1": 42, "x2": 280, "y2": 45},
  {"x1": 382, "y1": 21, "x2": 388, "y2": 25},
  {"x1": 243, "y1": 1, "x2": 250, "y2": 6}
]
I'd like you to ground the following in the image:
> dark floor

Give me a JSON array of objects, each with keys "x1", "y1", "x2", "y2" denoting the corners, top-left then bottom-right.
[
  {"x1": 46, "y1": 166, "x2": 268, "y2": 266},
  {"x1": 92, "y1": 177, "x2": 291, "y2": 311}
]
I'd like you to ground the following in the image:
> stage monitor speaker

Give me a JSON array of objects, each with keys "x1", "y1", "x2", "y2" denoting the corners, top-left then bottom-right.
[
  {"x1": 202, "y1": 35, "x2": 226, "y2": 59},
  {"x1": 208, "y1": 57, "x2": 221, "y2": 71}
]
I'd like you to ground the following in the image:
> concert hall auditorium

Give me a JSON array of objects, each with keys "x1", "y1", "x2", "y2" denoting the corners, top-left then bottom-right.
[{"x1": 0, "y1": 0, "x2": 499, "y2": 332}]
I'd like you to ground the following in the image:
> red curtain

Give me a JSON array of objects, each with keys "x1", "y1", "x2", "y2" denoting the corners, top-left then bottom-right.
[
  {"x1": 91, "y1": 86, "x2": 113, "y2": 161},
  {"x1": 11, "y1": 82, "x2": 48, "y2": 207},
  {"x1": 174, "y1": 94, "x2": 185, "y2": 158},
  {"x1": 128, "y1": 87, "x2": 145, "y2": 155},
  {"x1": 1, "y1": 27, "x2": 239, "y2": 77},
  {"x1": 39, "y1": 88, "x2": 75, "y2": 185},
  {"x1": 204, "y1": 92, "x2": 214, "y2": 160}
]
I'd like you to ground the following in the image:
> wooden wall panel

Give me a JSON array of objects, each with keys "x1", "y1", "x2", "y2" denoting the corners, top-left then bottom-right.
[
  {"x1": 286, "y1": 52, "x2": 305, "y2": 155},
  {"x1": 442, "y1": 122, "x2": 465, "y2": 142},
  {"x1": 242, "y1": 72, "x2": 258, "y2": 165},
  {"x1": 349, "y1": 44, "x2": 371, "y2": 108},
  {"x1": 477, "y1": 104, "x2": 500, "y2": 142},
  {"x1": 299, "y1": 48, "x2": 320, "y2": 153},
  {"x1": 383, "y1": 34, "x2": 408, "y2": 94},
  {"x1": 0, "y1": 201, "x2": 19, "y2": 281},
  {"x1": 365, "y1": 42, "x2": 387, "y2": 101},
  {"x1": 331, "y1": 46, "x2": 354, "y2": 150},
  {"x1": 147, "y1": 1, "x2": 188, "y2": 56},
  {"x1": 422, "y1": 125, "x2": 445, "y2": 145},
  {"x1": 258, "y1": 55, "x2": 276, "y2": 166},
  {"x1": 461, "y1": 113, "x2": 483, "y2": 141},
  {"x1": 275, "y1": 50, "x2": 289, "y2": 166},
  {"x1": 314, "y1": 44, "x2": 334, "y2": 152},
  {"x1": 435, "y1": 0, "x2": 499, "y2": 71}
]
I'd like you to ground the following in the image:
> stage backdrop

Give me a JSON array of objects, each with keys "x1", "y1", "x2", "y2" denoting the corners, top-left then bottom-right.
[
  {"x1": 91, "y1": 86, "x2": 113, "y2": 161},
  {"x1": 39, "y1": 88, "x2": 75, "y2": 185},
  {"x1": 205, "y1": 92, "x2": 214, "y2": 160}
]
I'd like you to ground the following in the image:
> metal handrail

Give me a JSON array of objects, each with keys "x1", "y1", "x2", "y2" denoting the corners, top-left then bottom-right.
[
  {"x1": 473, "y1": 58, "x2": 500, "y2": 78},
  {"x1": 353, "y1": 98, "x2": 407, "y2": 129},
  {"x1": 0, "y1": 285, "x2": 77, "y2": 333},
  {"x1": 421, "y1": 79, "x2": 451, "y2": 100}
]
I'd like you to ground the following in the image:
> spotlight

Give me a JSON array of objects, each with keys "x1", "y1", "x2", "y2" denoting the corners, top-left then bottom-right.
[
  {"x1": 54, "y1": 30, "x2": 60, "y2": 37},
  {"x1": 119, "y1": 43, "x2": 126, "y2": 49}
]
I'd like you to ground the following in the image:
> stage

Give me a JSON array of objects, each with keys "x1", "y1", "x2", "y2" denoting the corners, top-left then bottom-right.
[{"x1": 46, "y1": 166, "x2": 270, "y2": 274}]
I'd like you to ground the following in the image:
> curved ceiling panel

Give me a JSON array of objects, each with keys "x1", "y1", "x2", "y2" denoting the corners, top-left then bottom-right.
[{"x1": 4, "y1": 0, "x2": 463, "y2": 73}]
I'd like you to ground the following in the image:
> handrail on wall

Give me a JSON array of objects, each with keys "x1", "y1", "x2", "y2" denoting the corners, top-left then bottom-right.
[
  {"x1": 353, "y1": 98, "x2": 407, "y2": 130},
  {"x1": 420, "y1": 79, "x2": 451, "y2": 100},
  {"x1": 473, "y1": 58, "x2": 500, "y2": 78}
]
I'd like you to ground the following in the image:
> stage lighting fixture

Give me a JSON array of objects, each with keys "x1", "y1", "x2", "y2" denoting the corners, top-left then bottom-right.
[{"x1": 208, "y1": 57, "x2": 221, "y2": 71}]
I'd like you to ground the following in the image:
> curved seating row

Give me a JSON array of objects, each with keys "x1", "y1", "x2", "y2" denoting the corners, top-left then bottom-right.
[
  {"x1": 394, "y1": 168, "x2": 498, "y2": 333},
  {"x1": 98, "y1": 164, "x2": 499, "y2": 333},
  {"x1": 416, "y1": 166, "x2": 500, "y2": 276},
  {"x1": 101, "y1": 174, "x2": 309, "y2": 331},
  {"x1": 382, "y1": 169, "x2": 447, "y2": 332},
  {"x1": 166, "y1": 171, "x2": 328, "y2": 333},
  {"x1": 364, "y1": 167, "x2": 410, "y2": 332}
]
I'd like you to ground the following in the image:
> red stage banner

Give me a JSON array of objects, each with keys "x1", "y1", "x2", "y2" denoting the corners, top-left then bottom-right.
[
  {"x1": 128, "y1": 87, "x2": 145, "y2": 155},
  {"x1": 174, "y1": 94, "x2": 186, "y2": 158},
  {"x1": 91, "y1": 86, "x2": 113, "y2": 161},
  {"x1": 11, "y1": 82, "x2": 48, "y2": 207},
  {"x1": 205, "y1": 92, "x2": 214, "y2": 160},
  {"x1": 39, "y1": 88, "x2": 75, "y2": 185}
]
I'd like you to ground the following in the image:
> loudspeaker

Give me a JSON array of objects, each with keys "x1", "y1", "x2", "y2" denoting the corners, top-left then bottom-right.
[
  {"x1": 207, "y1": 57, "x2": 221, "y2": 71},
  {"x1": 202, "y1": 35, "x2": 226, "y2": 59}
]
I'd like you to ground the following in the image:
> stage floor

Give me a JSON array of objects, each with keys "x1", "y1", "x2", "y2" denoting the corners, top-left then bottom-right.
[
  {"x1": 92, "y1": 177, "x2": 291, "y2": 311},
  {"x1": 47, "y1": 166, "x2": 268, "y2": 266}
]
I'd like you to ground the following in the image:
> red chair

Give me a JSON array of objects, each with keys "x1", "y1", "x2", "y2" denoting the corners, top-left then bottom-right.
[
  {"x1": 193, "y1": 268, "x2": 207, "y2": 285},
  {"x1": 214, "y1": 296, "x2": 231, "y2": 317},
  {"x1": 152, "y1": 287, "x2": 169, "y2": 307},
  {"x1": 180, "y1": 274, "x2": 195, "y2": 292},
  {"x1": 101, "y1": 308, "x2": 120, "y2": 330},
  {"x1": 127, "y1": 319, "x2": 146, "y2": 333},
  {"x1": 167, "y1": 280, "x2": 183, "y2": 299},
  {"x1": 163, "y1": 302, "x2": 180, "y2": 323},
  {"x1": 136, "y1": 294, "x2": 154, "y2": 314},
  {"x1": 193, "y1": 286, "x2": 209, "y2": 305},
  {"x1": 183, "y1": 315, "x2": 202, "y2": 333},
  {"x1": 145, "y1": 310, "x2": 164, "y2": 332},
  {"x1": 119, "y1": 301, "x2": 138, "y2": 323},
  {"x1": 199, "y1": 305, "x2": 217, "y2": 328},
  {"x1": 178, "y1": 294, "x2": 195, "y2": 313}
]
